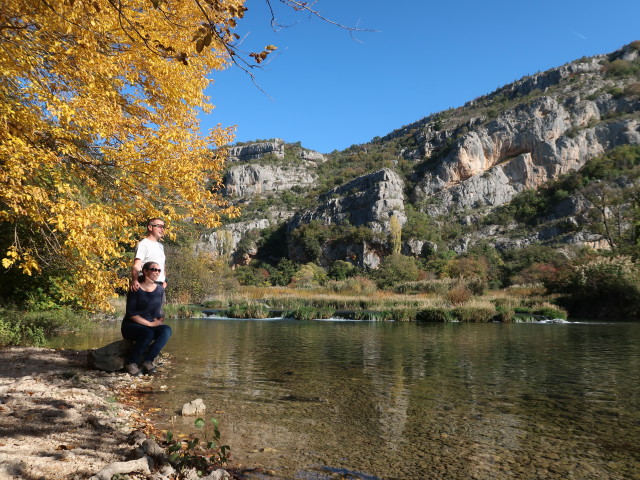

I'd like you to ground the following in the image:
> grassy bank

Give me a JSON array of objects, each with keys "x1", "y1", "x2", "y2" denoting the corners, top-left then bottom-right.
[
  {"x1": 0, "y1": 306, "x2": 92, "y2": 347},
  {"x1": 199, "y1": 285, "x2": 568, "y2": 322}
]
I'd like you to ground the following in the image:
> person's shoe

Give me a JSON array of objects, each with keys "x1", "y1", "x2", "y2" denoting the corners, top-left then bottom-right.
[
  {"x1": 125, "y1": 363, "x2": 142, "y2": 376},
  {"x1": 141, "y1": 361, "x2": 157, "y2": 374}
]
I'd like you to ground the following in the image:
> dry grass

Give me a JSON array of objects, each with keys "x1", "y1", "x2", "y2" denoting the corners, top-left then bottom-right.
[{"x1": 195, "y1": 283, "x2": 563, "y2": 321}]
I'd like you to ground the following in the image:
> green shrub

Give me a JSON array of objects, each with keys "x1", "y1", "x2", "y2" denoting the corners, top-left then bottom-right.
[
  {"x1": 202, "y1": 299, "x2": 228, "y2": 309},
  {"x1": 536, "y1": 306, "x2": 568, "y2": 320},
  {"x1": 164, "y1": 304, "x2": 204, "y2": 319},
  {"x1": 494, "y1": 309, "x2": 516, "y2": 323},
  {"x1": 234, "y1": 264, "x2": 270, "y2": 286},
  {"x1": 0, "y1": 317, "x2": 46, "y2": 347},
  {"x1": 603, "y1": 59, "x2": 640, "y2": 77},
  {"x1": 328, "y1": 260, "x2": 356, "y2": 280},
  {"x1": 416, "y1": 307, "x2": 454, "y2": 322},
  {"x1": 552, "y1": 256, "x2": 640, "y2": 318},
  {"x1": 374, "y1": 254, "x2": 421, "y2": 289},
  {"x1": 379, "y1": 308, "x2": 418, "y2": 322},
  {"x1": 290, "y1": 263, "x2": 328, "y2": 288},
  {"x1": 624, "y1": 82, "x2": 640, "y2": 97},
  {"x1": 167, "y1": 247, "x2": 239, "y2": 303}
]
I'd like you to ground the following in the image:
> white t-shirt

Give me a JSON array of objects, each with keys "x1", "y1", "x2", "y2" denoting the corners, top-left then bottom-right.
[{"x1": 135, "y1": 238, "x2": 166, "y2": 282}]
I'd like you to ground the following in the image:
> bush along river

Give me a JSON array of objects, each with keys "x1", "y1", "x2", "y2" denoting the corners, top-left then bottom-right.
[{"x1": 51, "y1": 317, "x2": 640, "y2": 480}]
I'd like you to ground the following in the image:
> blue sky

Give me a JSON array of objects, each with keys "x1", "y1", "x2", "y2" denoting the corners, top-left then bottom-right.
[{"x1": 202, "y1": 0, "x2": 640, "y2": 154}]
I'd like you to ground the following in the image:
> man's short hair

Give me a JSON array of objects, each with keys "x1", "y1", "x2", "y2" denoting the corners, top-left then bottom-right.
[{"x1": 147, "y1": 217, "x2": 164, "y2": 227}]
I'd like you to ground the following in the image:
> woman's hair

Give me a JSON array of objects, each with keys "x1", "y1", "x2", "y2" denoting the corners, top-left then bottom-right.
[{"x1": 139, "y1": 261, "x2": 159, "y2": 282}]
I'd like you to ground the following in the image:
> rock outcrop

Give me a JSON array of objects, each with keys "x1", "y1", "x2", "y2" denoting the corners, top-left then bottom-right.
[
  {"x1": 413, "y1": 96, "x2": 640, "y2": 216},
  {"x1": 227, "y1": 139, "x2": 285, "y2": 162},
  {"x1": 286, "y1": 168, "x2": 406, "y2": 268},
  {"x1": 289, "y1": 168, "x2": 406, "y2": 233},
  {"x1": 224, "y1": 164, "x2": 317, "y2": 197},
  {"x1": 197, "y1": 219, "x2": 271, "y2": 258}
]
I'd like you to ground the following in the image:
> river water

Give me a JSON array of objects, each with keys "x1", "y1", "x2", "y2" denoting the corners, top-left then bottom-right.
[{"x1": 52, "y1": 318, "x2": 640, "y2": 480}]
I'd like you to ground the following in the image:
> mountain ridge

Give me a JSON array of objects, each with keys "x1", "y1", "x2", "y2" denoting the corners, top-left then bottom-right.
[{"x1": 198, "y1": 41, "x2": 640, "y2": 272}]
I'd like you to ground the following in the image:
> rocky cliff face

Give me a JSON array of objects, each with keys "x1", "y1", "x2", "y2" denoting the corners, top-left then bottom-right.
[
  {"x1": 413, "y1": 95, "x2": 640, "y2": 215},
  {"x1": 286, "y1": 168, "x2": 406, "y2": 268},
  {"x1": 288, "y1": 168, "x2": 406, "y2": 233},
  {"x1": 224, "y1": 164, "x2": 318, "y2": 197},
  {"x1": 227, "y1": 140, "x2": 286, "y2": 162},
  {"x1": 196, "y1": 218, "x2": 271, "y2": 260}
]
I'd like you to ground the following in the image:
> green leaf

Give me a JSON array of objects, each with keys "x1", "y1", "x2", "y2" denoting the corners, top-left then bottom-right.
[
  {"x1": 194, "y1": 417, "x2": 205, "y2": 429},
  {"x1": 210, "y1": 417, "x2": 219, "y2": 427},
  {"x1": 166, "y1": 431, "x2": 173, "y2": 442},
  {"x1": 169, "y1": 451, "x2": 181, "y2": 462}
]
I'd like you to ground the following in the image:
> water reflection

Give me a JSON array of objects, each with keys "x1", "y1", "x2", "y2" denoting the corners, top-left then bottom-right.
[{"x1": 51, "y1": 320, "x2": 640, "y2": 480}]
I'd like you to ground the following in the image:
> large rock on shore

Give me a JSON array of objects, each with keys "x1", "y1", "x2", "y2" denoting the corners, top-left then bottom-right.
[{"x1": 87, "y1": 340, "x2": 133, "y2": 372}]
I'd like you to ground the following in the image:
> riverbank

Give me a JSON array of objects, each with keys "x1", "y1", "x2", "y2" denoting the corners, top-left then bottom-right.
[{"x1": 0, "y1": 347, "x2": 155, "y2": 479}]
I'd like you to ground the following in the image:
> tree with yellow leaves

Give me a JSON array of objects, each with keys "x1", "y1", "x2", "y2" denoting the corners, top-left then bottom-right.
[
  {"x1": 0, "y1": 0, "x2": 368, "y2": 311},
  {"x1": 0, "y1": 0, "x2": 263, "y2": 310},
  {"x1": 389, "y1": 215, "x2": 402, "y2": 255}
]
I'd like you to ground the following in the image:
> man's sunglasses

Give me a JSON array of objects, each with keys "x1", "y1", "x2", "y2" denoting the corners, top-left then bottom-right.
[{"x1": 150, "y1": 224, "x2": 165, "y2": 229}]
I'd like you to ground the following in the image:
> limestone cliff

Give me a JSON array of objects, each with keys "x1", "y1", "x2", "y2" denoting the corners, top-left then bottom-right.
[
  {"x1": 412, "y1": 96, "x2": 640, "y2": 216},
  {"x1": 288, "y1": 168, "x2": 406, "y2": 233},
  {"x1": 224, "y1": 164, "x2": 317, "y2": 197}
]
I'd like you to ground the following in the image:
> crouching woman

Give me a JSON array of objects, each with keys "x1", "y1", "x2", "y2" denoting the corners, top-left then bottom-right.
[{"x1": 122, "y1": 261, "x2": 172, "y2": 376}]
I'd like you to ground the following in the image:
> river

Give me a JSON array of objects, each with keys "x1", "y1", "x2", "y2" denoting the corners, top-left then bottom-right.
[{"x1": 51, "y1": 318, "x2": 640, "y2": 480}]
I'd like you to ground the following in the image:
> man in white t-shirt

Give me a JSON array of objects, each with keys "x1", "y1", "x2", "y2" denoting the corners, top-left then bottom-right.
[{"x1": 130, "y1": 218, "x2": 167, "y2": 292}]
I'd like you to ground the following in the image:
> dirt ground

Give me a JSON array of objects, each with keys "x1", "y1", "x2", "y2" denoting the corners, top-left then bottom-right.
[{"x1": 0, "y1": 347, "x2": 156, "y2": 480}]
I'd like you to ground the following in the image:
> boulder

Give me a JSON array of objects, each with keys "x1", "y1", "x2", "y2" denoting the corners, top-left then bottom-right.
[
  {"x1": 87, "y1": 340, "x2": 134, "y2": 372},
  {"x1": 182, "y1": 398, "x2": 206, "y2": 416}
]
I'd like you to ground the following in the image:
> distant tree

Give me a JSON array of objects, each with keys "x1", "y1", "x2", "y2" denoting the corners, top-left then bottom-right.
[
  {"x1": 389, "y1": 216, "x2": 402, "y2": 254},
  {"x1": 328, "y1": 260, "x2": 356, "y2": 280},
  {"x1": 374, "y1": 254, "x2": 421, "y2": 289},
  {"x1": 290, "y1": 263, "x2": 328, "y2": 288}
]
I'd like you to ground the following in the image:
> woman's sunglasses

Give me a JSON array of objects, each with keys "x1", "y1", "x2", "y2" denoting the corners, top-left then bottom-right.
[{"x1": 146, "y1": 268, "x2": 162, "y2": 273}]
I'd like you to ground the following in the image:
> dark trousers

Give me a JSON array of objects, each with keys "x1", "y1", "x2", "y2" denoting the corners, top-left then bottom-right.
[{"x1": 121, "y1": 321, "x2": 172, "y2": 365}]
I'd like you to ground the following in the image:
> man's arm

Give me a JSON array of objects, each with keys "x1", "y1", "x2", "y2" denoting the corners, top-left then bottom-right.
[
  {"x1": 130, "y1": 258, "x2": 142, "y2": 291},
  {"x1": 162, "y1": 264, "x2": 167, "y2": 289}
]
